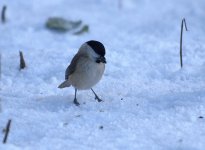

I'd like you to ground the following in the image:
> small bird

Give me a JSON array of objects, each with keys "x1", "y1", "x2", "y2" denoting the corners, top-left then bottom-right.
[{"x1": 58, "y1": 40, "x2": 106, "y2": 106}]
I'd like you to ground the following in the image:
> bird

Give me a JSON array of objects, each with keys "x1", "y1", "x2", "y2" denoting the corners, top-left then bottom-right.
[{"x1": 58, "y1": 40, "x2": 106, "y2": 106}]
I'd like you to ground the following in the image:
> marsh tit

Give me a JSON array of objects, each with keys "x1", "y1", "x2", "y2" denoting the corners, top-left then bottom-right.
[{"x1": 58, "y1": 40, "x2": 106, "y2": 106}]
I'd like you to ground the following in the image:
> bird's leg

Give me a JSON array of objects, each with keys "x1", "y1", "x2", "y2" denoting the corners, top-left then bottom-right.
[
  {"x1": 73, "y1": 88, "x2": 80, "y2": 106},
  {"x1": 91, "y1": 88, "x2": 102, "y2": 102}
]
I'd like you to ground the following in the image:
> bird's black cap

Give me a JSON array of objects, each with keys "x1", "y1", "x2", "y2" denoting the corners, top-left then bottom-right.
[{"x1": 86, "y1": 40, "x2": 106, "y2": 56}]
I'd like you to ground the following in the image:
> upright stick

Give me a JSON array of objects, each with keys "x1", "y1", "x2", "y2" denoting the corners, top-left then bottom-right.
[
  {"x1": 3, "y1": 119, "x2": 12, "y2": 144},
  {"x1": 19, "y1": 51, "x2": 26, "y2": 69},
  {"x1": 1, "y1": 5, "x2": 7, "y2": 23},
  {"x1": 180, "y1": 18, "x2": 188, "y2": 68}
]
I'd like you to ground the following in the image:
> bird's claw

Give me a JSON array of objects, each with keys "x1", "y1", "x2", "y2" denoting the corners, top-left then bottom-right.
[
  {"x1": 95, "y1": 96, "x2": 103, "y2": 102},
  {"x1": 74, "y1": 98, "x2": 80, "y2": 106}
]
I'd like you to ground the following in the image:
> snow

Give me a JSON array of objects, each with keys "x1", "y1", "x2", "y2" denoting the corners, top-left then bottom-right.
[{"x1": 0, "y1": 0, "x2": 205, "y2": 149}]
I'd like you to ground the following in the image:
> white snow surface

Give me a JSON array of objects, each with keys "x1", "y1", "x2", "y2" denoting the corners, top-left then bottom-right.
[{"x1": 1, "y1": 0, "x2": 205, "y2": 149}]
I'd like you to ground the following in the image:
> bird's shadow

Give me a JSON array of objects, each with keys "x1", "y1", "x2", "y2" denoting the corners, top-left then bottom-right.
[{"x1": 35, "y1": 95, "x2": 75, "y2": 112}]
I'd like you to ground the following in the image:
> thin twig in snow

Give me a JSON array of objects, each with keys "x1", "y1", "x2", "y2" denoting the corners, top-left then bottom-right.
[
  {"x1": 180, "y1": 18, "x2": 188, "y2": 68},
  {"x1": 0, "y1": 53, "x2": 1, "y2": 81},
  {"x1": 19, "y1": 51, "x2": 26, "y2": 70},
  {"x1": 2, "y1": 119, "x2": 12, "y2": 144},
  {"x1": 118, "y1": 0, "x2": 123, "y2": 10},
  {"x1": 1, "y1": 5, "x2": 7, "y2": 23}
]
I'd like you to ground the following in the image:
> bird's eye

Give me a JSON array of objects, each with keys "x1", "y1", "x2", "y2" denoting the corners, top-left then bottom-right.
[
  {"x1": 96, "y1": 59, "x2": 101, "y2": 63},
  {"x1": 96, "y1": 56, "x2": 106, "y2": 63}
]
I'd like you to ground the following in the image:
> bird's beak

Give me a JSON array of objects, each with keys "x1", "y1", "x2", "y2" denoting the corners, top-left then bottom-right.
[{"x1": 96, "y1": 56, "x2": 106, "y2": 63}]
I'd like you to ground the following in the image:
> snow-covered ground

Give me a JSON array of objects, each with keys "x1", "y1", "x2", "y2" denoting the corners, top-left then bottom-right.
[{"x1": 1, "y1": 0, "x2": 205, "y2": 149}]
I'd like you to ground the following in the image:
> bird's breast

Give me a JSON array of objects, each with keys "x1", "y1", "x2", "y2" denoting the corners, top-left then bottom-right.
[{"x1": 69, "y1": 59, "x2": 105, "y2": 90}]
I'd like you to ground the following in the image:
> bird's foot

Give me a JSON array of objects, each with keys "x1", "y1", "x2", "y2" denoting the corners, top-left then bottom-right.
[
  {"x1": 73, "y1": 98, "x2": 80, "y2": 106},
  {"x1": 95, "y1": 96, "x2": 103, "y2": 102}
]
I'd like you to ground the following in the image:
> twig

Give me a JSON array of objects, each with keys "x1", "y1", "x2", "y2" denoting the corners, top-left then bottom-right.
[
  {"x1": 0, "y1": 54, "x2": 1, "y2": 111},
  {"x1": 2, "y1": 119, "x2": 12, "y2": 144},
  {"x1": 0, "y1": 53, "x2": 1, "y2": 81},
  {"x1": 1, "y1": 5, "x2": 7, "y2": 23},
  {"x1": 118, "y1": 0, "x2": 123, "y2": 10},
  {"x1": 180, "y1": 18, "x2": 188, "y2": 68},
  {"x1": 19, "y1": 51, "x2": 26, "y2": 70},
  {"x1": 73, "y1": 25, "x2": 89, "y2": 35},
  {"x1": 0, "y1": 98, "x2": 1, "y2": 113}
]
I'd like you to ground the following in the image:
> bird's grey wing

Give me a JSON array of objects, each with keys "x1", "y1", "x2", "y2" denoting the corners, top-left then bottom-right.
[
  {"x1": 65, "y1": 53, "x2": 81, "y2": 80},
  {"x1": 58, "y1": 54, "x2": 82, "y2": 89}
]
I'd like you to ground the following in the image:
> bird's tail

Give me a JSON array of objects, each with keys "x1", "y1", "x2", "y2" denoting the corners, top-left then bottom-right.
[{"x1": 58, "y1": 80, "x2": 71, "y2": 88}]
